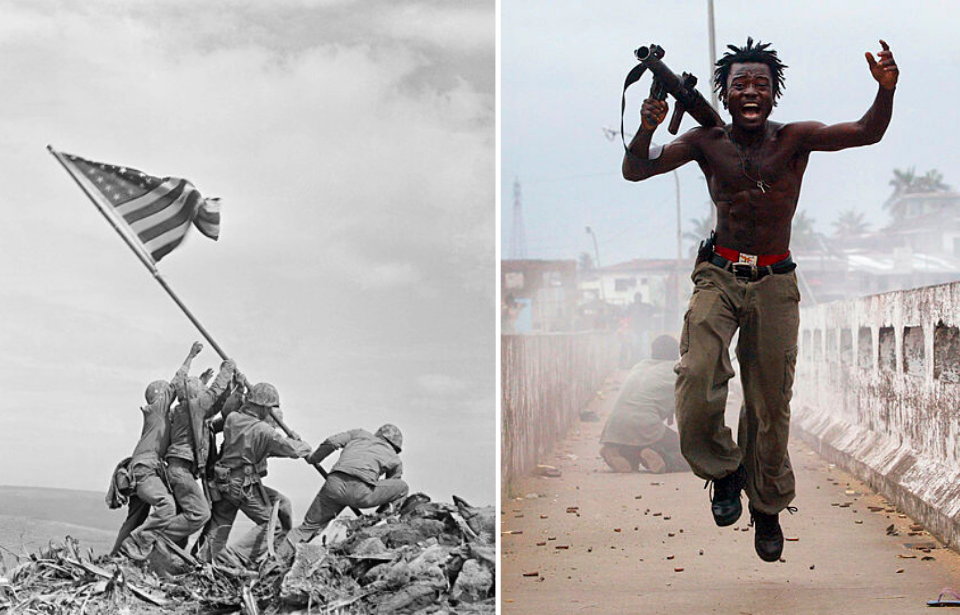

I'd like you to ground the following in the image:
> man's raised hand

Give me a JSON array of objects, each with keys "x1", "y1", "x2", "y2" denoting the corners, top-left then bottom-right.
[
  {"x1": 641, "y1": 97, "x2": 668, "y2": 131},
  {"x1": 866, "y1": 39, "x2": 898, "y2": 90}
]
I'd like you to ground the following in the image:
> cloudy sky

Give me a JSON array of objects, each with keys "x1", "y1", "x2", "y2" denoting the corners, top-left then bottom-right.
[
  {"x1": 502, "y1": 0, "x2": 960, "y2": 265},
  {"x1": 0, "y1": 0, "x2": 494, "y2": 513}
]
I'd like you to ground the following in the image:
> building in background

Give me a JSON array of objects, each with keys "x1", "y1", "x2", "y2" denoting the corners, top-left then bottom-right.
[
  {"x1": 501, "y1": 259, "x2": 578, "y2": 333},
  {"x1": 796, "y1": 190, "x2": 960, "y2": 303}
]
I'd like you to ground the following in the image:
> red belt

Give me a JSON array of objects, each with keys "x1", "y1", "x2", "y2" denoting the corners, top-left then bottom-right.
[{"x1": 713, "y1": 245, "x2": 790, "y2": 267}]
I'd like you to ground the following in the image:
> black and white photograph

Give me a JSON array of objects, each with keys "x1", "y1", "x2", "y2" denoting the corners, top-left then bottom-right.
[{"x1": 0, "y1": 1, "x2": 495, "y2": 612}]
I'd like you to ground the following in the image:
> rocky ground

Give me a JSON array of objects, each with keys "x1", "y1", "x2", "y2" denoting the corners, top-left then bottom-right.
[{"x1": 0, "y1": 495, "x2": 494, "y2": 614}]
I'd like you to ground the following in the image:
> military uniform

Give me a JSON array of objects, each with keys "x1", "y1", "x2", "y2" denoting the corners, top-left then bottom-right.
[
  {"x1": 280, "y1": 428, "x2": 408, "y2": 557},
  {"x1": 200, "y1": 407, "x2": 310, "y2": 566},
  {"x1": 162, "y1": 361, "x2": 235, "y2": 544},
  {"x1": 117, "y1": 379, "x2": 178, "y2": 560}
]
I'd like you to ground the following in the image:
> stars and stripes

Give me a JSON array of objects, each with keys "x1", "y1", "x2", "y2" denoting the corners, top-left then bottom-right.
[{"x1": 53, "y1": 149, "x2": 220, "y2": 263}]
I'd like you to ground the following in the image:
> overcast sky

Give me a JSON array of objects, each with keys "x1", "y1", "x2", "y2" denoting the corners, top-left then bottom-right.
[
  {"x1": 502, "y1": 0, "x2": 960, "y2": 265},
  {"x1": 0, "y1": 0, "x2": 494, "y2": 513}
]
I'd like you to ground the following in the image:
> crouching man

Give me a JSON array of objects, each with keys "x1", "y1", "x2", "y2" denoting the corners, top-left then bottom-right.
[
  {"x1": 599, "y1": 335, "x2": 690, "y2": 474},
  {"x1": 278, "y1": 424, "x2": 409, "y2": 559}
]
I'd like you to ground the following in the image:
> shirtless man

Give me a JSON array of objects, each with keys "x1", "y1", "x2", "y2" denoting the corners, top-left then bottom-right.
[{"x1": 622, "y1": 38, "x2": 897, "y2": 562}]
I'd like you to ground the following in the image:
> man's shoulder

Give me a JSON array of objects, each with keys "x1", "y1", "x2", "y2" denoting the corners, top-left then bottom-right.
[
  {"x1": 775, "y1": 120, "x2": 824, "y2": 139},
  {"x1": 620, "y1": 359, "x2": 675, "y2": 389},
  {"x1": 225, "y1": 411, "x2": 252, "y2": 428},
  {"x1": 339, "y1": 428, "x2": 374, "y2": 441},
  {"x1": 676, "y1": 124, "x2": 722, "y2": 144}
]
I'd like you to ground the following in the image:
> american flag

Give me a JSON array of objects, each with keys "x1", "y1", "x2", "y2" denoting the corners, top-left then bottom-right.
[{"x1": 52, "y1": 149, "x2": 220, "y2": 263}]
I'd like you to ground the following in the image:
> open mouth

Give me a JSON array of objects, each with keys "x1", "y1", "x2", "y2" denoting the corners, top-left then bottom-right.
[{"x1": 741, "y1": 103, "x2": 762, "y2": 120}]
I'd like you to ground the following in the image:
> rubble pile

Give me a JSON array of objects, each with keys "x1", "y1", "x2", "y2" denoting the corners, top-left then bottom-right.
[{"x1": 0, "y1": 495, "x2": 494, "y2": 614}]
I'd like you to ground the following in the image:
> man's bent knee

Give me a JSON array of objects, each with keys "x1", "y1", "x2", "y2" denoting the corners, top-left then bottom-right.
[
  {"x1": 188, "y1": 506, "x2": 211, "y2": 529},
  {"x1": 153, "y1": 494, "x2": 176, "y2": 523},
  {"x1": 600, "y1": 444, "x2": 634, "y2": 473}
]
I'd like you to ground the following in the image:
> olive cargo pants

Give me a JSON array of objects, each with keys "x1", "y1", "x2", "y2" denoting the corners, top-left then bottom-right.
[{"x1": 675, "y1": 261, "x2": 800, "y2": 514}]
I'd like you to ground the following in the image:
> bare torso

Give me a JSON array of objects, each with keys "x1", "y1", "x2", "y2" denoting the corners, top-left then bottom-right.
[
  {"x1": 622, "y1": 43, "x2": 898, "y2": 256},
  {"x1": 694, "y1": 122, "x2": 810, "y2": 254}
]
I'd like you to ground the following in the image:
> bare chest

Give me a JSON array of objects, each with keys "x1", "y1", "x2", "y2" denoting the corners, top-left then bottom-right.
[{"x1": 700, "y1": 132, "x2": 806, "y2": 198}]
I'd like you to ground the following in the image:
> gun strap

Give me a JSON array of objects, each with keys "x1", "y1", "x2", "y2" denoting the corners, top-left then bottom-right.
[{"x1": 620, "y1": 63, "x2": 649, "y2": 153}]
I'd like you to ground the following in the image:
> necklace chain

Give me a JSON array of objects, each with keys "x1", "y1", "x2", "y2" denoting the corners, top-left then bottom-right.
[{"x1": 727, "y1": 128, "x2": 770, "y2": 193}]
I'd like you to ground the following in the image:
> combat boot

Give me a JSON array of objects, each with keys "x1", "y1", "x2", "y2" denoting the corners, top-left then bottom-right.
[
  {"x1": 749, "y1": 504, "x2": 791, "y2": 562},
  {"x1": 706, "y1": 464, "x2": 746, "y2": 526}
]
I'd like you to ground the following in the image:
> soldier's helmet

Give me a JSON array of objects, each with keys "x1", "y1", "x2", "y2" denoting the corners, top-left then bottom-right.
[
  {"x1": 248, "y1": 382, "x2": 281, "y2": 408},
  {"x1": 375, "y1": 423, "x2": 403, "y2": 452},
  {"x1": 144, "y1": 380, "x2": 171, "y2": 404}
]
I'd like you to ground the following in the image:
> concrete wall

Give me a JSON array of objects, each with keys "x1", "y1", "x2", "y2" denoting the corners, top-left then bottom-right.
[
  {"x1": 501, "y1": 333, "x2": 618, "y2": 497},
  {"x1": 793, "y1": 280, "x2": 960, "y2": 549}
]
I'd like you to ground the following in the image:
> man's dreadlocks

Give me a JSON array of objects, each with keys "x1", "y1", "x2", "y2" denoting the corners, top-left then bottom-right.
[{"x1": 714, "y1": 37, "x2": 787, "y2": 107}]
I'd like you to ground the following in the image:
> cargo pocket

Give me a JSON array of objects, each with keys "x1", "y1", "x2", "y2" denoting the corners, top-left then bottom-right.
[{"x1": 783, "y1": 345, "x2": 799, "y2": 400}]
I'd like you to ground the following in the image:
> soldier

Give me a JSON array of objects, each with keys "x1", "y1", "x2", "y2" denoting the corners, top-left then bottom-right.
[
  {"x1": 278, "y1": 424, "x2": 409, "y2": 559},
  {"x1": 161, "y1": 343, "x2": 236, "y2": 548},
  {"x1": 623, "y1": 38, "x2": 897, "y2": 561},
  {"x1": 116, "y1": 343, "x2": 201, "y2": 560},
  {"x1": 199, "y1": 382, "x2": 311, "y2": 567}
]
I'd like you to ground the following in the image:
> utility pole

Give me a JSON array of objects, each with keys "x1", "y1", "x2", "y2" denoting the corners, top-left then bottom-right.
[
  {"x1": 707, "y1": 0, "x2": 719, "y2": 229},
  {"x1": 585, "y1": 226, "x2": 605, "y2": 302},
  {"x1": 601, "y1": 128, "x2": 682, "y2": 329},
  {"x1": 672, "y1": 171, "x2": 683, "y2": 332},
  {"x1": 708, "y1": 0, "x2": 719, "y2": 111},
  {"x1": 509, "y1": 178, "x2": 527, "y2": 259}
]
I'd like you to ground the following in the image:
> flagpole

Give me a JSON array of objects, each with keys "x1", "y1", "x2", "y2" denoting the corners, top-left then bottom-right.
[
  {"x1": 49, "y1": 146, "x2": 351, "y2": 499},
  {"x1": 47, "y1": 146, "x2": 156, "y2": 274},
  {"x1": 47, "y1": 145, "x2": 230, "y2": 361}
]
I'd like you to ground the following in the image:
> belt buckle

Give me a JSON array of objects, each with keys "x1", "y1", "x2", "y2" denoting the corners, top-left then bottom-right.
[{"x1": 733, "y1": 253, "x2": 759, "y2": 279}]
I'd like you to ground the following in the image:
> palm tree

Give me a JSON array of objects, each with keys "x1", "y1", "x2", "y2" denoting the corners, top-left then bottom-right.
[
  {"x1": 885, "y1": 167, "x2": 917, "y2": 220},
  {"x1": 885, "y1": 167, "x2": 951, "y2": 220},
  {"x1": 683, "y1": 213, "x2": 714, "y2": 256},
  {"x1": 832, "y1": 209, "x2": 870, "y2": 238},
  {"x1": 791, "y1": 211, "x2": 819, "y2": 250},
  {"x1": 917, "y1": 169, "x2": 950, "y2": 193},
  {"x1": 888, "y1": 167, "x2": 917, "y2": 198}
]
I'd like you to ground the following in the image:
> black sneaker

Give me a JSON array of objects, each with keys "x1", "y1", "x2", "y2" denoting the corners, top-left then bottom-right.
[
  {"x1": 706, "y1": 465, "x2": 746, "y2": 527},
  {"x1": 749, "y1": 504, "x2": 795, "y2": 562}
]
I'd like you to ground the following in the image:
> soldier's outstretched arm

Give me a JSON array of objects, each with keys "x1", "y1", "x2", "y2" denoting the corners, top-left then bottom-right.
[
  {"x1": 799, "y1": 39, "x2": 898, "y2": 152},
  {"x1": 622, "y1": 97, "x2": 700, "y2": 181},
  {"x1": 198, "y1": 359, "x2": 237, "y2": 418},
  {"x1": 268, "y1": 432, "x2": 312, "y2": 459},
  {"x1": 172, "y1": 341, "x2": 204, "y2": 388},
  {"x1": 306, "y1": 440, "x2": 337, "y2": 465}
]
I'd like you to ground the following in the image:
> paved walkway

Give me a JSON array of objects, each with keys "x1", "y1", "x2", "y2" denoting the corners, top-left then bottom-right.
[{"x1": 501, "y1": 372, "x2": 960, "y2": 614}]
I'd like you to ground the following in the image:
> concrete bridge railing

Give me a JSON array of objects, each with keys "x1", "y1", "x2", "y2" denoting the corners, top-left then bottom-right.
[
  {"x1": 793, "y1": 280, "x2": 960, "y2": 549},
  {"x1": 501, "y1": 333, "x2": 618, "y2": 498}
]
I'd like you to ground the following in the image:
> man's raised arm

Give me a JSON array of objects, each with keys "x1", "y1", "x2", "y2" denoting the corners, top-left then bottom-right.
[
  {"x1": 622, "y1": 97, "x2": 700, "y2": 181},
  {"x1": 799, "y1": 39, "x2": 898, "y2": 152}
]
